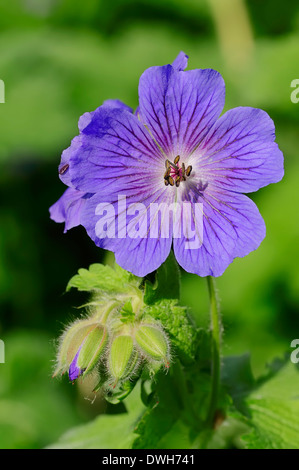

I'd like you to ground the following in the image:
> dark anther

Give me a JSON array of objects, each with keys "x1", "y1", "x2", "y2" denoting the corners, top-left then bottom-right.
[
  {"x1": 163, "y1": 157, "x2": 192, "y2": 187},
  {"x1": 59, "y1": 163, "x2": 69, "y2": 175},
  {"x1": 164, "y1": 168, "x2": 171, "y2": 179},
  {"x1": 181, "y1": 162, "x2": 186, "y2": 181},
  {"x1": 186, "y1": 165, "x2": 192, "y2": 177}
]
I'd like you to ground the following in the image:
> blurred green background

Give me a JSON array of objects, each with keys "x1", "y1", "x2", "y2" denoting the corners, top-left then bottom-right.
[{"x1": 0, "y1": 0, "x2": 298, "y2": 449}]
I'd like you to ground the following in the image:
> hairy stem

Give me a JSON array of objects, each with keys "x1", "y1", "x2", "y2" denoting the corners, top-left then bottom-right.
[{"x1": 206, "y1": 275, "x2": 222, "y2": 426}]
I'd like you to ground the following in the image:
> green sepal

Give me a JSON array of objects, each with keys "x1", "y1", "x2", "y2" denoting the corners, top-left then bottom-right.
[
  {"x1": 108, "y1": 335, "x2": 136, "y2": 382},
  {"x1": 77, "y1": 325, "x2": 108, "y2": 376},
  {"x1": 135, "y1": 325, "x2": 169, "y2": 363}
]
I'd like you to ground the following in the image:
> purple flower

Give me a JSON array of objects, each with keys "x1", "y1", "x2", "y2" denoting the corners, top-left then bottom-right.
[
  {"x1": 50, "y1": 52, "x2": 284, "y2": 277},
  {"x1": 69, "y1": 347, "x2": 84, "y2": 381},
  {"x1": 49, "y1": 187, "x2": 93, "y2": 233}
]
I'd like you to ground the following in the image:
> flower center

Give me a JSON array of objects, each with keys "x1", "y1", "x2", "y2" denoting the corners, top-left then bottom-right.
[{"x1": 164, "y1": 156, "x2": 192, "y2": 188}]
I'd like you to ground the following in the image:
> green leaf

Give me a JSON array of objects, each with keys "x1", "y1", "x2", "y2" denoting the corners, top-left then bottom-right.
[
  {"x1": 144, "y1": 251, "x2": 180, "y2": 304},
  {"x1": 66, "y1": 263, "x2": 140, "y2": 293},
  {"x1": 47, "y1": 383, "x2": 145, "y2": 449},
  {"x1": 132, "y1": 370, "x2": 182, "y2": 449},
  {"x1": 241, "y1": 361, "x2": 299, "y2": 449},
  {"x1": 133, "y1": 363, "x2": 213, "y2": 449},
  {"x1": 241, "y1": 427, "x2": 272, "y2": 449},
  {"x1": 223, "y1": 355, "x2": 299, "y2": 449},
  {"x1": 191, "y1": 416, "x2": 249, "y2": 450},
  {"x1": 222, "y1": 353, "x2": 256, "y2": 407}
]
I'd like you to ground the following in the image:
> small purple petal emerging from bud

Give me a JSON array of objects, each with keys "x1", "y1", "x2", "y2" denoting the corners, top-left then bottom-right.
[{"x1": 69, "y1": 347, "x2": 85, "y2": 381}]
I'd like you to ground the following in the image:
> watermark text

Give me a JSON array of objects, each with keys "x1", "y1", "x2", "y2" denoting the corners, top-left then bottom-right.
[
  {"x1": 0, "y1": 80, "x2": 4, "y2": 103},
  {"x1": 290, "y1": 79, "x2": 299, "y2": 103},
  {"x1": 290, "y1": 339, "x2": 299, "y2": 364},
  {"x1": 95, "y1": 196, "x2": 204, "y2": 249},
  {"x1": 0, "y1": 339, "x2": 4, "y2": 363}
]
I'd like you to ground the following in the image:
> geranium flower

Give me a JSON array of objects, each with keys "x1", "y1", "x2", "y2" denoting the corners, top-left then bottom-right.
[{"x1": 50, "y1": 52, "x2": 284, "y2": 277}]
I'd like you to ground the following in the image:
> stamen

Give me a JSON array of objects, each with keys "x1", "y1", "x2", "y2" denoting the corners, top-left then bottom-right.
[
  {"x1": 164, "y1": 168, "x2": 171, "y2": 179},
  {"x1": 186, "y1": 165, "x2": 192, "y2": 177},
  {"x1": 59, "y1": 163, "x2": 69, "y2": 175},
  {"x1": 166, "y1": 159, "x2": 179, "y2": 171},
  {"x1": 163, "y1": 157, "x2": 192, "y2": 188}
]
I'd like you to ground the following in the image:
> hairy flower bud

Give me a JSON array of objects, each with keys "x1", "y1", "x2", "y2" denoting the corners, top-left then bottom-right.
[
  {"x1": 108, "y1": 335, "x2": 138, "y2": 384},
  {"x1": 54, "y1": 320, "x2": 107, "y2": 380},
  {"x1": 69, "y1": 324, "x2": 107, "y2": 380},
  {"x1": 135, "y1": 324, "x2": 170, "y2": 366}
]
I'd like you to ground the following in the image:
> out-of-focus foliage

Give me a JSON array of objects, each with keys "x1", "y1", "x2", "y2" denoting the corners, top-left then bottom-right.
[
  {"x1": 0, "y1": 0, "x2": 299, "y2": 448},
  {"x1": 48, "y1": 353, "x2": 299, "y2": 449},
  {"x1": 0, "y1": 330, "x2": 83, "y2": 448}
]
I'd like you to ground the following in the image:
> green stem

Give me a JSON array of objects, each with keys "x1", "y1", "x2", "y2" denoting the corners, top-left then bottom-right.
[{"x1": 206, "y1": 275, "x2": 222, "y2": 427}]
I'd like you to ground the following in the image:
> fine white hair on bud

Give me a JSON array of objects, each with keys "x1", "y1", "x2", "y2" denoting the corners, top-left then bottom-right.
[
  {"x1": 135, "y1": 323, "x2": 171, "y2": 368},
  {"x1": 53, "y1": 318, "x2": 97, "y2": 377},
  {"x1": 107, "y1": 334, "x2": 141, "y2": 387},
  {"x1": 53, "y1": 318, "x2": 108, "y2": 380}
]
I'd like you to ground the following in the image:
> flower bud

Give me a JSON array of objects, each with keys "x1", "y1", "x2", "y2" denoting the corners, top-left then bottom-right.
[
  {"x1": 54, "y1": 320, "x2": 107, "y2": 380},
  {"x1": 108, "y1": 335, "x2": 138, "y2": 384},
  {"x1": 69, "y1": 324, "x2": 107, "y2": 380},
  {"x1": 54, "y1": 320, "x2": 93, "y2": 376},
  {"x1": 135, "y1": 324, "x2": 169, "y2": 366}
]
